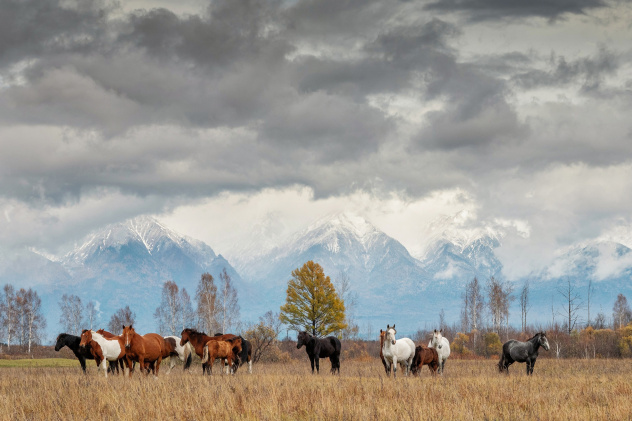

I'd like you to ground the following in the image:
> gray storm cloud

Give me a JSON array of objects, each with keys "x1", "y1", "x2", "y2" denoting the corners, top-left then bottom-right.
[{"x1": 1, "y1": 0, "x2": 632, "y2": 257}]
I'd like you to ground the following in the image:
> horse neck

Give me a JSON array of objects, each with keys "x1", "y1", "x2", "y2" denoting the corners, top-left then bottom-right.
[{"x1": 528, "y1": 335, "x2": 541, "y2": 352}]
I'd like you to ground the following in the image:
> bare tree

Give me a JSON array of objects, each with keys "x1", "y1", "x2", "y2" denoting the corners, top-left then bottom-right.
[
  {"x1": 16, "y1": 288, "x2": 46, "y2": 354},
  {"x1": 0, "y1": 284, "x2": 18, "y2": 350},
  {"x1": 557, "y1": 279, "x2": 583, "y2": 334},
  {"x1": 218, "y1": 269, "x2": 240, "y2": 334},
  {"x1": 196, "y1": 272, "x2": 219, "y2": 334},
  {"x1": 86, "y1": 301, "x2": 98, "y2": 330},
  {"x1": 180, "y1": 288, "x2": 196, "y2": 331},
  {"x1": 487, "y1": 277, "x2": 514, "y2": 338},
  {"x1": 107, "y1": 306, "x2": 136, "y2": 334},
  {"x1": 594, "y1": 311, "x2": 607, "y2": 329},
  {"x1": 520, "y1": 281, "x2": 531, "y2": 333},
  {"x1": 463, "y1": 277, "x2": 484, "y2": 346},
  {"x1": 439, "y1": 309, "x2": 446, "y2": 331},
  {"x1": 612, "y1": 293, "x2": 632, "y2": 329},
  {"x1": 334, "y1": 271, "x2": 359, "y2": 340},
  {"x1": 586, "y1": 280, "x2": 594, "y2": 327},
  {"x1": 59, "y1": 294, "x2": 84, "y2": 336},
  {"x1": 154, "y1": 281, "x2": 181, "y2": 336},
  {"x1": 245, "y1": 311, "x2": 282, "y2": 363}
]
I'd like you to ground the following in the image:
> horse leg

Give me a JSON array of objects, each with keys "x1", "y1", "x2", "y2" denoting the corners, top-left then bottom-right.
[
  {"x1": 100, "y1": 359, "x2": 108, "y2": 378},
  {"x1": 392, "y1": 356, "x2": 398, "y2": 378},
  {"x1": 310, "y1": 356, "x2": 315, "y2": 374},
  {"x1": 79, "y1": 356, "x2": 87, "y2": 374},
  {"x1": 315, "y1": 356, "x2": 320, "y2": 374}
]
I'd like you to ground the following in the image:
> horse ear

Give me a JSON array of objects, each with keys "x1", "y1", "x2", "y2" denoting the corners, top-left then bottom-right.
[
  {"x1": 392, "y1": 324, "x2": 395, "y2": 329},
  {"x1": 440, "y1": 329, "x2": 443, "y2": 333},
  {"x1": 387, "y1": 324, "x2": 390, "y2": 329},
  {"x1": 380, "y1": 329, "x2": 383, "y2": 333}
]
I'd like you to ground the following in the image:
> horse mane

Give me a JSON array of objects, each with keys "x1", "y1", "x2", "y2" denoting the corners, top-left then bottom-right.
[
  {"x1": 184, "y1": 329, "x2": 209, "y2": 340},
  {"x1": 527, "y1": 332, "x2": 545, "y2": 342}
]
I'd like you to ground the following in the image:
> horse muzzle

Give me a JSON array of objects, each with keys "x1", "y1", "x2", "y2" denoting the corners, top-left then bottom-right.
[
  {"x1": 125, "y1": 344, "x2": 131, "y2": 350},
  {"x1": 296, "y1": 344, "x2": 302, "y2": 349},
  {"x1": 391, "y1": 340, "x2": 396, "y2": 345}
]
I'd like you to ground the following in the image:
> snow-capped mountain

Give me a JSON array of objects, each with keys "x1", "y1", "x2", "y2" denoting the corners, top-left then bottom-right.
[{"x1": 8, "y1": 216, "x2": 243, "y2": 338}]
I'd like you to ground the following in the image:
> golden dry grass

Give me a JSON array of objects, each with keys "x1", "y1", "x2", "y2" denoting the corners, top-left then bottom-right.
[{"x1": 1, "y1": 358, "x2": 631, "y2": 420}]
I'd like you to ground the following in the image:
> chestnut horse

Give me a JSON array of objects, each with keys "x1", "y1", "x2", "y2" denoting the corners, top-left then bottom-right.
[
  {"x1": 410, "y1": 345, "x2": 439, "y2": 377},
  {"x1": 121, "y1": 325, "x2": 165, "y2": 377},
  {"x1": 379, "y1": 330, "x2": 389, "y2": 375},
  {"x1": 180, "y1": 329, "x2": 239, "y2": 375},
  {"x1": 200, "y1": 338, "x2": 242, "y2": 375},
  {"x1": 78, "y1": 330, "x2": 126, "y2": 378}
]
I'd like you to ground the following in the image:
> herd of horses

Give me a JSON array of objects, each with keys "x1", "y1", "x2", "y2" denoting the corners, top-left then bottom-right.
[
  {"x1": 55, "y1": 326, "x2": 252, "y2": 377},
  {"x1": 55, "y1": 324, "x2": 551, "y2": 378}
]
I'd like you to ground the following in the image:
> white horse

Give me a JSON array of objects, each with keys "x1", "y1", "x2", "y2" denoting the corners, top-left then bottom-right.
[
  {"x1": 163, "y1": 336, "x2": 193, "y2": 374},
  {"x1": 382, "y1": 324, "x2": 416, "y2": 378},
  {"x1": 79, "y1": 330, "x2": 125, "y2": 378},
  {"x1": 428, "y1": 329, "x2": 450, "y2": 374}
]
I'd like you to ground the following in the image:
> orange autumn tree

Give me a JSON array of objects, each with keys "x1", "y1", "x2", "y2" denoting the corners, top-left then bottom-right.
[{"x1": 280, "y1": 261, "x2": 346, "y2": 337}]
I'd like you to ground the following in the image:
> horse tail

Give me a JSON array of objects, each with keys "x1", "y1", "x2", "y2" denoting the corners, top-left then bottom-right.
[
  {"x1": 333, "y1": 337, "x2": 342, "y2": 355},
  {"x1": 184, "y1": 344, "x2": 193, "y2": 370},
  {"x1": 201, "y1": 344, "x2": 209, "y2": 364},
  {"x1": 497, "y1": 353, "x2": 505, "y2": 372}
]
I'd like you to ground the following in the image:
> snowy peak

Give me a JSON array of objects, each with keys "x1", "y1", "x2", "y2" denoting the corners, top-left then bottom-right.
[
  {"x1": 291, "y1": 212, "x2": 384, "y2": 255},
  {"x1": 64, "y1": 216, "x2": 217, "y2": 266}
]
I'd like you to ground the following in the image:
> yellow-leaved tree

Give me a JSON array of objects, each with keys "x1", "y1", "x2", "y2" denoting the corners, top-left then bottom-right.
[{"x1": 279, "y1": 261, "x2": 347, "y2": 337}]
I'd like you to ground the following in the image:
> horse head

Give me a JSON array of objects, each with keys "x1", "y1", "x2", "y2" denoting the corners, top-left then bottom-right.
[
  {"x1": 180, "y1": 329, "x2": 191, "y2": 346},
  {"x1": 122, "y1": 325, "x2": 135, "y2": 350},
  {"x1": 54, "y1": 334, "x2": 66, "y2": 351},
  {"x1": 78, "y1": 329, "x2": 92, "y2": 350},
  {"x1": 432, "y1": 329, "x2": 444, "y2": 349},
  {"x1": 386, "y1": 325, "x2": 397, "y2": 345},
  {"x1": 539, "y1": 332, "x2": 550, "y2": 351},
  {"x1": 296, "y1": 331, "x2": 311, "y2": 349}
]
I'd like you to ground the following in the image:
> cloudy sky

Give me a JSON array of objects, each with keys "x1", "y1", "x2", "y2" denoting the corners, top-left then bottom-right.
[{"x1": 1, "y1": 0, "x2": 632, "y2": 279}]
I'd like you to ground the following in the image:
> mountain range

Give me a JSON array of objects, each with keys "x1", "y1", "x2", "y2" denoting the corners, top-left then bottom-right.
[{"x1": 2, "y1": 213, "x2": 632, "y2": 340}]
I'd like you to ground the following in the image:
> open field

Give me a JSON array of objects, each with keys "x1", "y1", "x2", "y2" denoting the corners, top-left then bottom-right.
[
  {"x1": 1, "y1": 358, "x2": 631, "y2": 420},
  {"x1": 0, "y1": 358, "x2": 81, "y2": 368}
]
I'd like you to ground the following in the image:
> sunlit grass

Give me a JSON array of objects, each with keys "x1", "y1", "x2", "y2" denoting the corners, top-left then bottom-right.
[
  {"x1": 1, "y1": 359, "x2": 630, "y2": 420},
  {"x1": 0, "y1": 358, "x2": 80, "y2": 368}
]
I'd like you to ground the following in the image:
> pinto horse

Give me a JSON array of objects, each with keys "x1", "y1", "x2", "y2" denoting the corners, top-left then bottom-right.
[
  {"x1": 498, "y1": 331, "x2": 550, "y2": 375},
  {"x1": 201, "y1": 338, "x2": 242, "y2": 375},
  {"x1": 78, "y1": 330, "x2": 126, "y2": 377},
  {"x1": 180, "y1": 329, "x2": 240, "y2": 375},
  {"x1": 95, "y1": 329, "x2": 127, "y2": 374},
  {"x1": 161, "y1": 336, "x2": 193, "y2": 374},
  {"x1": 411, "y1": 345, "x2": 439, "y2": 377},
  {"x1": 382, "y1": 324, "x2": 415, "y2": 378},
  {"x1": 296, "y1": 331, "x2": 341, "y2": 375},
  {"x1": 121, "y1": 325, "x2": 165, "y2": 377}
]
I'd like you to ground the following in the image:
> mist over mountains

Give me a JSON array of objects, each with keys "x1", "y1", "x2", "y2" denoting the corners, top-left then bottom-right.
[{"x1": 2, "y1": 213, "x2": 632, "y2": 340}]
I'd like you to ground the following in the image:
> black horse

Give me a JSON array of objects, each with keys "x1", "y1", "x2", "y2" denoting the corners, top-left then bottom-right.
[
  {"x1": 498, "y1": 331, "x2": 550, "y2": 375},
  {"x1": 296, "y1": 331, "x2": 341, "y2": 374},
  {"x1": 54, "y1": 333, "x2": 123, "y2": 374},
  {"x1": 214, "y1": 333, "x2": 254, "y2": 373}
]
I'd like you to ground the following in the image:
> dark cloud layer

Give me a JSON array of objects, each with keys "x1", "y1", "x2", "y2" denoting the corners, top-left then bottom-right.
[
  {"x1": 424, "y1": 0, "x2": 607, "y2": 21},
  {"x1": 1, "y1": 0, "x2": 631, "y2": 253}
]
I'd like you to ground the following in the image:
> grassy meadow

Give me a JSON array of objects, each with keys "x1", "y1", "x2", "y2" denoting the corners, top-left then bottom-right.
[{"x1": 1, "y1": 357, "x2": 631, "y2": 420}]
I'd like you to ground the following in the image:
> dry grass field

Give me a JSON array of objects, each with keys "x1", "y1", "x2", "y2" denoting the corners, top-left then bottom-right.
[{"x1": 1, "y1": 358, "x2": 631, "y2": 420}]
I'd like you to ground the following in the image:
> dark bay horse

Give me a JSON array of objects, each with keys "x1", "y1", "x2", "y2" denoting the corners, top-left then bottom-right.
[
  {"x1": 201, "y1": 338, "x2": 242, "y2": 375},
  {"x1": 411, "y1": 345, "x2": 439, "y2": 377},
  {"x1": 121, "y1": 325, "x2": 165, "y2": 377},
  {"x1": 296, "y1": 331, "x2": 341, "y2": 374},
  {"x1": 180, "y1": 329, "x2": 240, "y2": 374},
  {"x1": 498, "y1": 332, "x2": 550, "y2": 375}
]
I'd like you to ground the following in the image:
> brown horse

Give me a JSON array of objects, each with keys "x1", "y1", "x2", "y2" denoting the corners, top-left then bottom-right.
[
  {"x1": 78, "y1": 330, "x2": 126, "y2": 377},
  {"x1": 410, "y1": 345, "x2": 439, "y2": 377},
  {"x1": 200, "y1": 338, "x2": 242, "y2": 375},
  {"x1": 121, "y1": 325, "x2": 165, "y2": 377},
  {"x1": 180, "y1": 329, "x2": 238, "y2": 374},
  {"x1": 379, "y1": 329, "x2": 388, "y2": 375}
]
